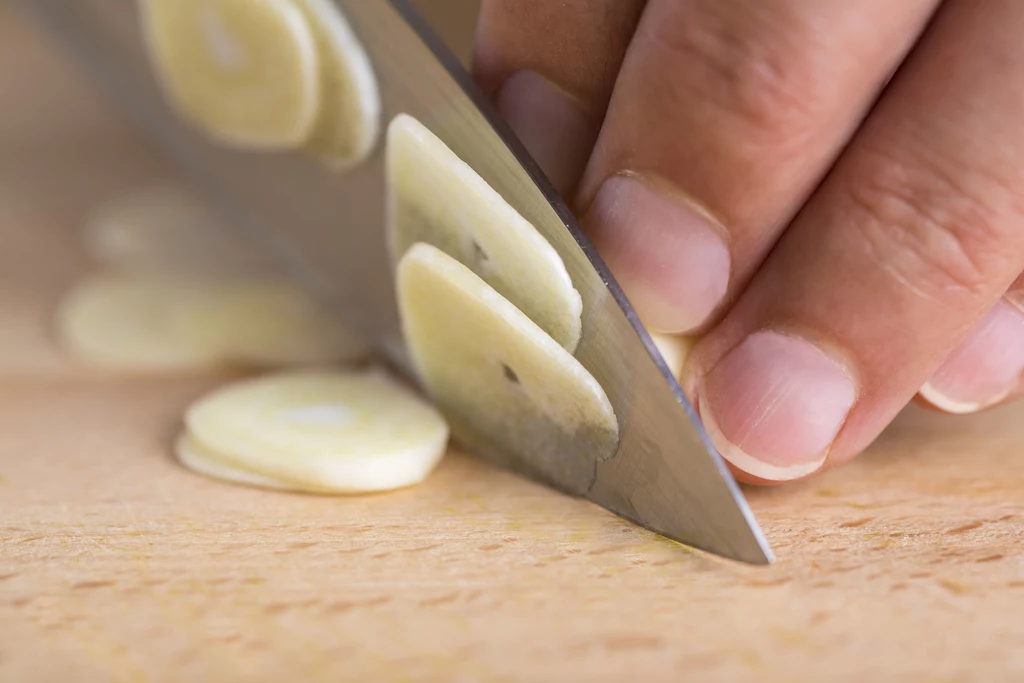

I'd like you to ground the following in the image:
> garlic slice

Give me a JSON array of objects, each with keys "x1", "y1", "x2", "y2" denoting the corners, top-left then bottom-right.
[
  {"x1": 184, "y1": 369, "x2": 449, "y2": 492},
  {"x1": 387, "y1": 114, "x2": 582, "y2": 351},
  {"x1": 650, "y1": 332, "x2": 694, "y2": 380},
  {"x1": 56, "y1": 274, "x2": 365, "y2": 371},
  {"x1": 56, "y1": 274, "x2": 216, "y2": 371},
  {"x1": 141, "y1": 0, "x2": 320, "y2": 148},
  {"x1": 295, "y1": 0, "x2": 380, "y2": 167},
  {"x1": 397, "y1": 243, "x2": 618, "y2": 494},
  {"x1": 176, "y1": 431, "x2": 292, "y2": 491}
]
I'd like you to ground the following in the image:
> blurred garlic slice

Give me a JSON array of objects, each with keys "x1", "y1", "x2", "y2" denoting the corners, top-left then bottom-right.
[
  {"x1": 56, "y1": 274, "x2": 216, "y2": 372},
  {"x1": 295, "y1": 0, "x2": 380, "y2": 167},
  {"x1": 182, "y1": 369, "x2": 449, "y2": 492},
  {"x1": 85, "y1": 183, "x2": 268, "y2": 275},
  {"x1": 56, "y1": 274, "x2": 366, "y2": 371},
  {"x1": 387, "y1": 114, "x2": 582, "y2": 351},
  {"x1": 188, "y1": 277, "x2": 368, "y2": 366},
  {"x1": 397, "y1": 243, "x2": 618, "y2": 495},
  {"x1": 140, "y1": 0, "x2": 320, "y2": 148}
]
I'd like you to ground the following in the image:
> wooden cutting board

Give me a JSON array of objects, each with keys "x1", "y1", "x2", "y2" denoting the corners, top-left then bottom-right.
[{"x1": 3, "y1": 8, "x2": 1024, "y2": 682}]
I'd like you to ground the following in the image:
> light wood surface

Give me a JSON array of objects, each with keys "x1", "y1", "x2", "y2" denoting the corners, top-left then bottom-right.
[{"x1": 3, "y1": 8, "x2": 1024, "y2": 682}]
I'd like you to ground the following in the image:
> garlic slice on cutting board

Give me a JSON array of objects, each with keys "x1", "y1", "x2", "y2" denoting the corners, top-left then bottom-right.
[
  {"x1": 176, "y1": 431, "x2": 293, "y2": 491},
  {"x1": 183, "y1": 369, "x2": 450, "y2": 492}
]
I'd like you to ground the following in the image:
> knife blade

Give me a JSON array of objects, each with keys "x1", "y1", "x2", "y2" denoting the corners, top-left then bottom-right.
[{"x1": 22, "y1": 0, "x2": 772, "y2": 564}]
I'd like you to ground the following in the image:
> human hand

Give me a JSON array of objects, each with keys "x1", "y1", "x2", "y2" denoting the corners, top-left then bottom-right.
[{"x1": 473, "y1": 0, "x2": 1024, "y2": 484}]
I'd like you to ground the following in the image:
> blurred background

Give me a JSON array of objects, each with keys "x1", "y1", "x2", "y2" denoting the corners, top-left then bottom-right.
[{"x1": 0, "y1": 0, "x2": 480, "y2": 378}]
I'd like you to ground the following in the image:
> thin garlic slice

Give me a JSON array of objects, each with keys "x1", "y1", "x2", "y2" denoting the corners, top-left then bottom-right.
[
  {"x1": 650, "y1": 332, "x2": 694, "y2": 380},
  {"x1": 141, "y1": 0, "x2": 320, "y2": 148},
  {"x1": 55, "y1": 274, "x2": 216, "y2": 371},
  {"x1": 176, "y1": 431, "x2": 293, "y2": 491},
  {"x1": 188, "y1": 277, "x2": 368, "y2": 366},
  {"x1": 386, "y1": 114, "x2": 582, "y2": 351},
  {"x1": 85, "y1": 183, "x2": 268, "y2": 275},
  {"x1": 397, "y1": 243, "x2": 618, "y2": 495},
  {"x1": 295, "y1": 0, "x2": 380, "y2": 167},
  {"x1": 185, "y1": 369, "x2": 449, "y2": 492}
]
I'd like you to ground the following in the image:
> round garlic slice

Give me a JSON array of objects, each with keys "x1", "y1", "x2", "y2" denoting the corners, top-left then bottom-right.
[
  {"x1": 188, "y1": 278, "x2": 368, "y2": 366},
  {"x1": 396, "y1": 243, "x2": 618, "y2": 495},
  {"x1": 185, "y1": 369, "x2": 450, "y2": 492},
  {"x1": 295, "y1": 0, "x2": 380, "y2": 167},
  {"x1": 140, "y1": 0, "x2": 320, "y2": 148},
  {"x1": 386, "y1": 114, "x2": 582, "y2": 351},
  {"x1": 85, "y1": 183, "x2": 268, "y2": 275},
  {"x1": 55, "y1": 274, "x2": 215, "y2": 371}
]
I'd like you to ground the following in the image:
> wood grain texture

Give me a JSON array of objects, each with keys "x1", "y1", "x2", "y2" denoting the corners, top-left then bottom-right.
[{"x1": 3, "y1": 7, "x2": 1024, "y2": 682}]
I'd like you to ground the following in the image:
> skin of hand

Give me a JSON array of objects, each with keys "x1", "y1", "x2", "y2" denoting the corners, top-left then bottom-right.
[{"x1": 473, "y1": 0, "x2": 1024, "y2": 484}]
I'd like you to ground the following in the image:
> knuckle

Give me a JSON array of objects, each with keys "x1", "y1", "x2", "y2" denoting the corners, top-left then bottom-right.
[
  {"x1": 720, "y1": 46, "x2": 820, "y2": 139},
  {"x1": 845, "y1": 143, "x2": 1019, "y2": 301},
  {"x1": 644, "y1": 8, "x2": 826, "y2": 146}
]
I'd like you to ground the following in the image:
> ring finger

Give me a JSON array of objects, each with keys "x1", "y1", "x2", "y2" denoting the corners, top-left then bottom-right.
[{"x1": 919, "y1": 276, "x2": 1024, "y2": 414}]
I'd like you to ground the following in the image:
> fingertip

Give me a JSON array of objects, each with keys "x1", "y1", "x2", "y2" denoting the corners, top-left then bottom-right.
[
  {"x1": 695, "y1": 331, "x2": 855, "y2": 483},
  {"x1": 584, "y1": 174, "x2": 731, "y2": 334},
  {"x1": 917, "y1": 300, "x2": 1024, "y2": 415},
  {"x1": 701, "y1": 390, "x2": 828, "y2": 483},
  {"x1": 917, "y1": 383, "x2": 992, "y2": 415}
]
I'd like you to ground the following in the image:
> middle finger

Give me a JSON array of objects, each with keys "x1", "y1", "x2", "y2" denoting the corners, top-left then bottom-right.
[{"x1": 578, "y1": 0, "x2": 939, "y2": 334}]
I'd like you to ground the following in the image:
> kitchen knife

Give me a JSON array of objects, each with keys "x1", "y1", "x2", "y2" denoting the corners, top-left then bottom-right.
[{"x1": 21, "y1": 0, "x2": 773, "y2": 564}]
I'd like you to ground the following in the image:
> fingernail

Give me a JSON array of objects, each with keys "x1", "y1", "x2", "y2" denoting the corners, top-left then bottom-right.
[
  {"x1": 919, "y1": 300, "x2": 1024, "y2": 414},
  {"x1": 586, "y1": 175, "x2": 730, "y2": 333},
  {"x1": 698, "y1": 331, "x2": 856, "y2": 482},
  {"x1": 495, "y1": 70, "x2": 597, "y2": 198}
]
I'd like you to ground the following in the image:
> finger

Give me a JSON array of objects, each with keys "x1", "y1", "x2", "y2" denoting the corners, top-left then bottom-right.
[
  {"x1": 473, "y1": 0, "x2": 645, "y2": 196},
  {"x1": 577, "y1": 0, "x2": 939, "y2": 333},
  {"x1": 918, "y1": 277, "x2": 1024, "y2": 414},
  {"x1": 685, "y1": 0, "x2": 1024, "y2": 483}
]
